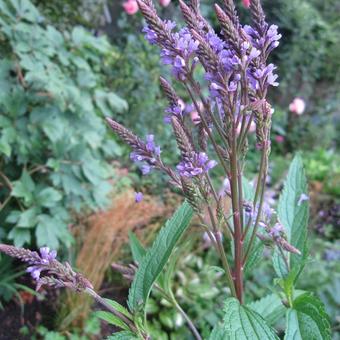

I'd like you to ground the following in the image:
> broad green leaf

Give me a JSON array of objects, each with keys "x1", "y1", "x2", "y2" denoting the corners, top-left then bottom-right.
[
  {"x1": 209, "y1": 298, "x2": 279, "y2": 340},
  {"x1": 128, "y1": 201, "x2": 193, "y2": 312},
  {"x1": 94, "y1": 89, "x2": 128, "y2": 115},
  {"x1": 11, "y1": 171, "x2": 35, "y2": 204},
  {"x1": 248, "y1": 293, "x2": 286, "y2": 326},
  {"x1": 17, "y1": 207, "x2": 39, "y2": 228},
  {"x1": 95, "y1": 311, "x2": 129, "y2": 331},
  {"x1": 0, "y1": 138, "x2": 11, "y2": 157},
  {"x1": 36, "y1": 187, "x2": 62, "y2": 208},
  {"x1": 274, "y1": 155, "x2": 309, "y2": 277},
  {"x1": 128, "y1": 231, "x2": 146, "y2": 263},
  {"x1": 8, "y1": 228, "x2": 31, "y2": 247},
  {"x1": 103, "y1": 299, "x2": 132, "y2": 319},
  {"x1": 35, "y1": 215, "x2": 68, "y2": 249},
  {"x1": 284, "y1": 293, "x2": 331, "y2": 340}
]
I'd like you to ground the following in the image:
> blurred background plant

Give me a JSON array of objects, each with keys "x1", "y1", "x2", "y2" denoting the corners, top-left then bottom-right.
[{"x1": 0, "y1": 0, "x2": 339, "y2": 338}]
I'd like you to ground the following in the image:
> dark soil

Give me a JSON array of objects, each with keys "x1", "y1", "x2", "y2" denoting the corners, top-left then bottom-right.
[
  {"x1": 0, "y1": 278, "x2": 58, "y2": 340},
  {"x1": 0, "y1": 275, "x2": 130, "y2": 339}
]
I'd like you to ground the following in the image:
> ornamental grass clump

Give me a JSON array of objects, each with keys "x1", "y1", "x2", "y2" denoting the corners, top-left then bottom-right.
[{"x1": 0, "y1": 1, "x2": 332, "y2": 339}]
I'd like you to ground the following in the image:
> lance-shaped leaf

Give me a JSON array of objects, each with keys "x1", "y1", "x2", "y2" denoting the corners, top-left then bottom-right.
[
  {"x1": 209, "y1": 298, "x2": 279, "y2": 339},
  {"x1": 274, "y1": 155, "x2": 309, "y2": 277},
  {"x1": 95, "y1": 311, "x2": 130, "y2": 331},
  {"x1": 128, "y1": 201, "x2": 193, "y2": 311},
  {"x1": 128, "y1": 231, "x2": 146, "y2": 264},
  {"x1": 284, "y1": 293, "x2": 331, "y2": 340},
  {"x1": 107, "y1": 331, "x2": 138, "y2": 340},
  {"x1": 242, "y1": 176, "x2": 264, "y2": 275}
]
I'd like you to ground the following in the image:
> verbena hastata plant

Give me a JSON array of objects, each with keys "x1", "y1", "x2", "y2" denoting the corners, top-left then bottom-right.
[{"x1": 0, "y1": 0, "x2": 332, "y2": 339}]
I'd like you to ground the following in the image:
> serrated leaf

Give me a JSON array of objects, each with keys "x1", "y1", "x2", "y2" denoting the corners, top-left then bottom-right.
[
  {"x1": 128, "y1": 231, "x2": 146, "y2": 264},
  {"x1": 248, "y1": 293, "x2": 286, "y2": 326},
  {"x1": 284, "y1": 293, "x2": 331, "y2": 340},
  {"x1": 11, "y1": 171, "x2": 35, "y2": 204},
  {"x1": 274, "y1": 155, "x2": 309, "y2": 277},
  {"x1": 209, "y1": 298, "x2": 279, "y2": 340},
  {"x1": 17, "y1": 208, "x2": 39, "y2": 228},
  {"x1": 8, "y1": 228, "x2": 31, "y2": 247},
  {"x1": 95, "y1": 311, "x2": 129, "y2": 331},
  {"x1": 128, "y1": 201, "x2": 193, "y2": 312},
  {"x1": 36, "y1": 187, "x2": 62, "y2": 208}
]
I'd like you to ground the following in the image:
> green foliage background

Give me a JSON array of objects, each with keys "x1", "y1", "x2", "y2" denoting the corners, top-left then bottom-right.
[{"x1": 0, "y1": 0, "x2": 127, "y2": 249}]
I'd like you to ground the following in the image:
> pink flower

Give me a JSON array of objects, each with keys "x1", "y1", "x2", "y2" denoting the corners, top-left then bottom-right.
[
  {"x1": 123, "y1": 0, "x2": 139, "y2": 15},
  {"x1": 275, "y1": 135, "x2": 285, "y2": 143},
  {"x1": 242, "y1": 0, "x2": 251, "y2": 8},
  {"x1": 249, "y1": 121, "x2": 256, "y2": 133},
  {"x1": 236, "y1": 120, "x2": 256, "y2": 135},
  {"x1": 190, "y1": 111, "x2": 200, "y2": 125},
  {"x1": 159, "y1": 0, "x2": 171, "y2": 7},
  {"x1": 289, "y1": 97, "x2": 306, "y2": 115}
]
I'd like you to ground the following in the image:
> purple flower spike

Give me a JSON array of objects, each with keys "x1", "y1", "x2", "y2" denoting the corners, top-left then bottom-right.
[
  {"x1": 129, "y1": 134, "x2": 161, "y2": 175},
  {"x1": 177, "y1": 152, "x2": 217, "y2": 178}
]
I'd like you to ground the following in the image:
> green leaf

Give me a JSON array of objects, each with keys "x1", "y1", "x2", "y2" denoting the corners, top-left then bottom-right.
[
  {"x1": 209, "y1": 298, "x2": 279, "y2": 340},
  {"x1": 128, "y1": 231, "x2": 146, "y2": 264},
  {"x1": 11, "y1": 171, "x2": 35, "y2": 204},
  {"x1": 103, "y1": 299, "x2": 132, "y2": 319},
  {"x1": 284, "y1": 293, "x2": 331, "y2": 340},
  {"x1": 128, "y1": 201, "x2": 193, "y2": 312},
  {"x1": 0, "y1": 138, "x2": 11, "y2": 157},
  {"x1": 36, "y1": 187, "x2": 62, "y2": 208},
  {"x1": 8, "y1": 228, "x2": 31, "y2": 247},
  {"x1": 35, "y1": 215, "x2": 67, "y2": 249},
  {"x1": 94, "y1": 89, "x2": 128, "y2": 115},
  {"x1": 248, "y1": 293, "x2": 286, "y2": 326},
  {"x1": 241, "y1": 176, "x2": 264, "y2": 275},
  {"x1": 274, "y1": 155, "x2": 309, "y2": 277},
  {"x1": 95, "y1": 311, "x2": 129, "y2": 331},
  {"x1": 17, "y1": 208, "x2": 39, "y2": 228},
  {"x1": 106, "y1": 331, "x2": 138, "y2": 340}
]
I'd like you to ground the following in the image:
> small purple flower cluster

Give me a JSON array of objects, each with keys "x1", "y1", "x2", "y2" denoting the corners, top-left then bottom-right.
[
  {"x1": 177, "y1": 152, "x2": 217, "y2": 177},
  {"x1": 164, "y1": 100, "x2": 185, "y2": 124},
  {"x1": 130, "y1": 134, "x2": 161, "y2": 174},
  {"x1": 143, "y1": 22, "x2": 199, "y2": 80},
  {"x1": 26, "y1": 247, "x2": 57, "y2": 280}
]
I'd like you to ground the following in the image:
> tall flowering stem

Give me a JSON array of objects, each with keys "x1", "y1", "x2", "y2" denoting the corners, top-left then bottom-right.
[{"x1": 107, "y1": 0, "x2": 281, "y2": 304}]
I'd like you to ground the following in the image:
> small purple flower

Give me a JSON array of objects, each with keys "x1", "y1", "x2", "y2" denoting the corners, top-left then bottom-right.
[
  {"x1": 129, "y1": 134, "x2": 161, "y2": 175},
  {"x1": 26, "y1": 247, "x2": 57, "y2": 280},
  {"x1": 142, "y1": 26, "x2": 158, "y2": 44},
  {"x1": 298, "y1": 193, "x2": 309, "y2": 206},
  {"x1": 39, "y1": 247, "x2": 57, "y2": 263},
  {"x1": 135, "y1": 192, "x2": 144, "y2": 203},
  {"x1": 177, "y1": 152, "x2": 217, "y2": 177},
  {"x1": 269, "y1": 223, "x2": 284, "y2": 238}
]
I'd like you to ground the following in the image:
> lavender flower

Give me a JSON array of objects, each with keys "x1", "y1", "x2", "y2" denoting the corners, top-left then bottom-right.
[
  {"x1": 26, "y1": 247, "x2": 57, "y2": 279},
  {"x1": 130, "y1": 134, "x2": 161, "y2": 175},
  {"x1": 0, "y1": 244, "x2": 93, "y2": 292},
  {"x1": 177, "y1": 152, "x2": 217, "y2": 177},
  {"x1": 135, "y1": 192, "x2": 144, "y2": 203}
]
